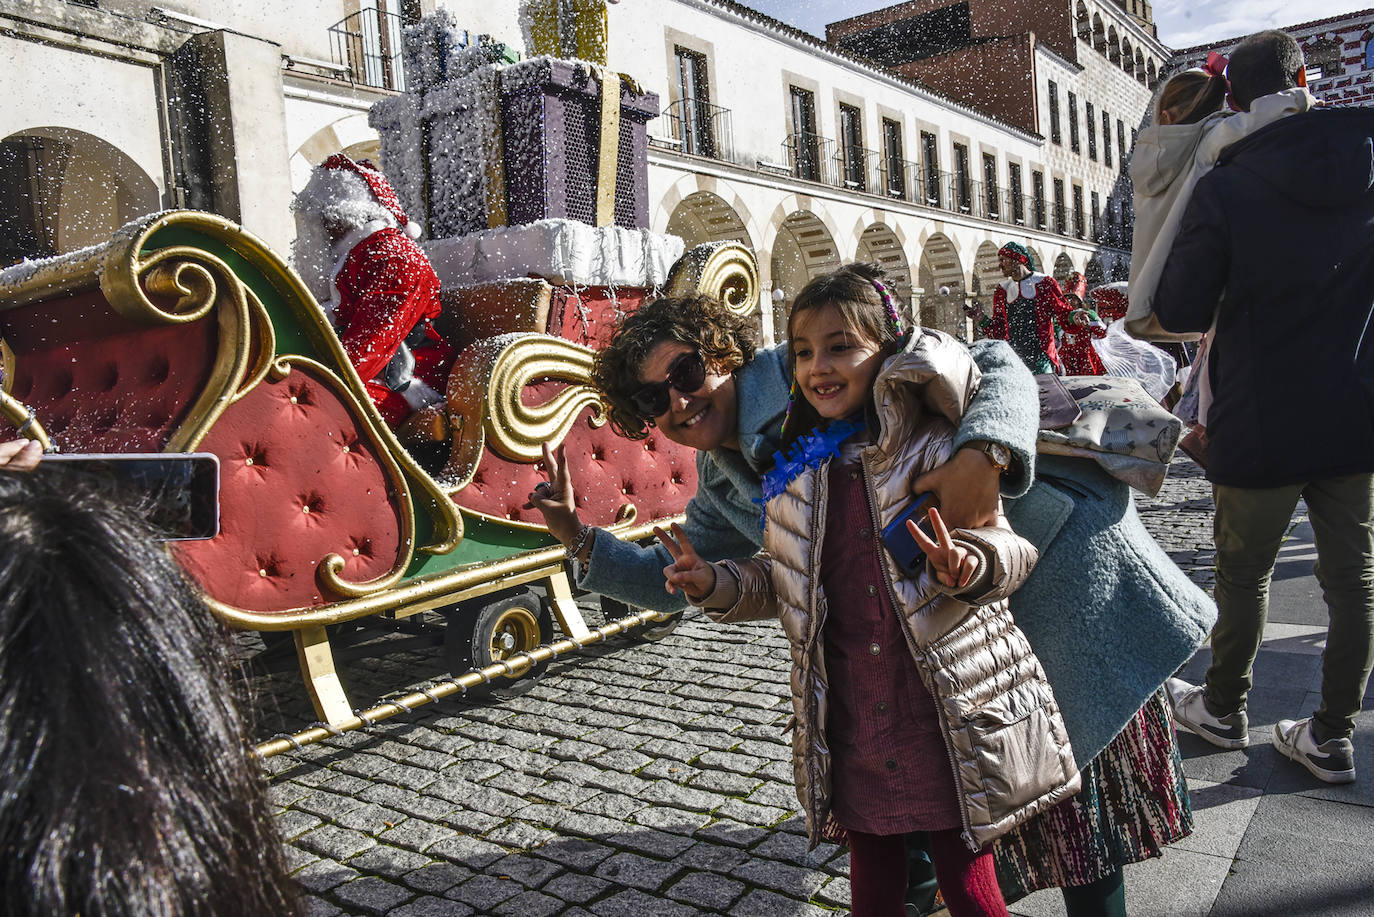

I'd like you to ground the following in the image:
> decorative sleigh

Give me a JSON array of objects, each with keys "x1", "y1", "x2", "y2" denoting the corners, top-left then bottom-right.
[{"x1": 0, "y1": 210, "x2": 758, "y2": 750}]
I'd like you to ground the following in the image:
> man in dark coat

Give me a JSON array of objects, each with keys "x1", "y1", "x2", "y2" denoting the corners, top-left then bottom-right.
[{"x1": 1154, "y1": 30, "x2": 1374, "y2": 784}]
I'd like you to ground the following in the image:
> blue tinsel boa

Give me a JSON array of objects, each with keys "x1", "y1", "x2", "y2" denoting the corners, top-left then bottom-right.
[{"x1": 755, "y1": 416, "x2": 866, "y2": 527}]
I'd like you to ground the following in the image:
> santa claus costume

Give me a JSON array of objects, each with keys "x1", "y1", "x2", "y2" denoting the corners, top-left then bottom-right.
[
  {"x1": 1057, "y1": 272, "x2": 1107, "y2": 376},
  {"x1": 977, "y1": 243, "x2": 1079, "y2": 375},
  {"x1": 292, "y1": 153, "x2": 456, "y2": 430}
]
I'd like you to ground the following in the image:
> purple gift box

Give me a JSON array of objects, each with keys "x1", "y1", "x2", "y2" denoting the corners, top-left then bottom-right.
[{"x1": 500, "y1": 59, "x2": 659, "y2": 230}]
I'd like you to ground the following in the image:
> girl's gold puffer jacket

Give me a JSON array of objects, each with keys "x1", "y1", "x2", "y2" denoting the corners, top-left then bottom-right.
[{"x1": 703, "y1": 329, "x2": 1080, "y2": 850}]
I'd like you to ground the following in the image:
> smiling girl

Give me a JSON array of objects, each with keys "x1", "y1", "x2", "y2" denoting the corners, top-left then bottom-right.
[{"x1": 657, "y1": 264, "x2": 1079, "y2": 917}]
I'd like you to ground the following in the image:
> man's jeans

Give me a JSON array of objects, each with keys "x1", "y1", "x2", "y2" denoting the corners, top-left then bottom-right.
[{"x1": 1206, "y1": 473, "x2": 1374, "y2": 740}]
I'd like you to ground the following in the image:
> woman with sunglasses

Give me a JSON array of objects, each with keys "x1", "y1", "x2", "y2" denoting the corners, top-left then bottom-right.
[{"x1": 527, "y1": 292, "x2": 1038, "y2": 604}]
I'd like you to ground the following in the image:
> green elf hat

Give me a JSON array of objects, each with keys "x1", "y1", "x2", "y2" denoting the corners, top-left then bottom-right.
[{"x1": 998, "y1": 242, "x2": 1036, "y2": 273}]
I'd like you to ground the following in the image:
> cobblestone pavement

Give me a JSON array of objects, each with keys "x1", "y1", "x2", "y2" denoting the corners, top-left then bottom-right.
[{"x1": 251, "y1": 456, "x2": 1216, "y2": 916}]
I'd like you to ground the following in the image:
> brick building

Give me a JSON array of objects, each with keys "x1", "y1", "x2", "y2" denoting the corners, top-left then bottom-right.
[{"x1": 1171, "y1": 8, "x2": 1374, "y2": 108}]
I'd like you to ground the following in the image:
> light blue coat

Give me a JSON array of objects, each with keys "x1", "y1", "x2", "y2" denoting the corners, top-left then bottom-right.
[{"x1": 1005, "y1": 454, "x2": 1216, "y2": 766}]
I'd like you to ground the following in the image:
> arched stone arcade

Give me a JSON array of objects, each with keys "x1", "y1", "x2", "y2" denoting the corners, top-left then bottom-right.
[
  {"x1": 856, "y1": 222, "x2": 914, "y2": 321},
  {"x1": 665, "y1": 190, "x2": 754, "y2": 249},
  {"x1": 769, "y1": 209, "x2": 841, "y2": 333},
  {"x1": 916, "y1": 233, "x2": 964, "y2": 336},
  {"x1": 1, "y1": 126, "x2": 159, "y2": 263}
]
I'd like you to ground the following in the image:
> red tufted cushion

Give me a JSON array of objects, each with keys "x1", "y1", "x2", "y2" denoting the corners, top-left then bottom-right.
[
  {"x1": 545, "y1": 285, "x2": 647, "y2": 347},
  {"x1": 175, "y1": 363, "x2": 405, "y2": 614},
  {"x1": 1, "y1": 290, "x2": 217, "y2": 453},
  {"x1": 449, "y1": 284, "x2": 700, "y2": 526}
]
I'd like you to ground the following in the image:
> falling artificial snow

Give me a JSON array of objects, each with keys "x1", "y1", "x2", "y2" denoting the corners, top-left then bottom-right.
[{"x1": 370, "y1": 11, "x2": 680, "y2": 289}]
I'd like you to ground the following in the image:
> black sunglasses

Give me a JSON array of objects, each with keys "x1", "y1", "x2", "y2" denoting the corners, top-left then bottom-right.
[{"x1": 630, "y1": 350, "x2": 708, "y2": 418}]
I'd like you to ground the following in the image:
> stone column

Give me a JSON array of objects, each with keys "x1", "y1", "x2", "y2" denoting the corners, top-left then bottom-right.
[{"x1": 171, "y1": 30, "x2": 294, "y2": 255}]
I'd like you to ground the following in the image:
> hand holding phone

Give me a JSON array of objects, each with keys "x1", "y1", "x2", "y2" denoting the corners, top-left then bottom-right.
[
  {"x1": 880, "y1": 492, "x2": 939, "y2": 575},
  {"x1": 39, "y1": 453, "x2": 221, "y2": 541}
]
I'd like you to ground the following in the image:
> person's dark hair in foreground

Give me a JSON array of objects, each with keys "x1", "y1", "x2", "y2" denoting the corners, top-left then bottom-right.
[{"x1": 0, "y1": 467, "x2": 300, "y2": 916}]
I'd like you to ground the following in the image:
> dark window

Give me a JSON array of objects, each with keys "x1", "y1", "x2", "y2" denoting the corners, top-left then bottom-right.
[
  {"x1": 0, "y1": 137, "x2": 59, "y2": 264},
  {"x1": 1008, "y1": 163, "x2": 1024, "y2": 225},
  {"x1": 1091, "y1": 190, "x2": 1101, "y2": 240},
  {"x1": 1032, "y1": 170, "x2": 1046, "y2": 229},
  {"x1": 882, "y1": 118, "x2": 906, "y2": 198},
  {"x1": 1102, "y1": 110, "x2": 1113, "y2": 167},
  {"x1": 983, "y1": 153, "x2": 999, "y2": 217},
  {"x1": 922, "y1": 131, "x2": 941, "y2": 206},
  {"x1": 1048, "y1": 81, "x2": 1061, "y2": 144},
  {"x1": 839, "y1": 103, "x2": 866, "y2": 190},
  {"x1": 1073, "y1": 184, "x2": 1085, "y2": 239},
  {"x1": 790, "y1": 86, "x2": 820, "y2": 181},
  {"x1": 1117, "y1": 119, "x2": 1126, "y2": 164},
  {"x1": 1086, "y1": 101, "x2": 1097, "y2": 160},
  {"x1": 1053, "y1": 177, "x2": 1066, "y2": 234},
  {"x1": 954, "y1": 143, "x2": 971, "y2": 212},
  {"x1": 674, "y1": 46, "x2": 715, "y2": 157},
  {"x1": 1122, "y1": 197, "x2": 1134, "y2": 245},
  {"x1": 1068, "y1": 91, "x2": 1080, "y2": 153}
]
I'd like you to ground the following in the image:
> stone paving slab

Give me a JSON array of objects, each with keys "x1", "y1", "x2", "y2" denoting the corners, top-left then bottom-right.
[
  {"x1": 1211, "y1": 792, "x2": 1374, "y2": 917},
  {"x1": 244, "y1": 454, "x2": 1367, "y2": 915}
]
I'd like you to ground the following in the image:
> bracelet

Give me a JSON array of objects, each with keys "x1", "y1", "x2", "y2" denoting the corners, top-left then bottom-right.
[{"x1": 568, "y1": 524, "x2": 594, "y2": 560}]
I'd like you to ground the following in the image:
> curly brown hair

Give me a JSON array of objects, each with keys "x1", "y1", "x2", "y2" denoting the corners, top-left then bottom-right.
[{"x1": 593, "y1": 294, "x2": 758, "y2": 439}]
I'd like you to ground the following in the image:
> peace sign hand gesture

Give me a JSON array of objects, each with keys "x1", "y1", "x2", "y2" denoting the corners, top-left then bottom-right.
[
  {"x1": 525, "y1": 443, "x2": 583, "y2": 547},
  {"x1": 906, "y1": 506, "x2": 979, "y2": 590},
  {"x1": 654, "y1": 522, "x2": 716, "y2": 603}
]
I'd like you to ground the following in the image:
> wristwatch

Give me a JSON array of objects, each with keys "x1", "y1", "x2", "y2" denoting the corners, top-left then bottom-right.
[{"x1": 967, "y1": 439, "x2": 1012, "y2": 474}]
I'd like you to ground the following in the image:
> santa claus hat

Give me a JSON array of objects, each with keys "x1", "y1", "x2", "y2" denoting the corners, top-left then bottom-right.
[{"x1": 292, "y1": 153, "x2": 422, "y2": 240}]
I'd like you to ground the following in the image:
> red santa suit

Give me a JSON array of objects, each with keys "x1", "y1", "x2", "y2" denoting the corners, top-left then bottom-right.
[
  {"x1": 293, "y1": 154, "x2": 456, "y2": 429},
  {"x1": 981, "y1": 272, "x2": 1079, "y2": 375}
]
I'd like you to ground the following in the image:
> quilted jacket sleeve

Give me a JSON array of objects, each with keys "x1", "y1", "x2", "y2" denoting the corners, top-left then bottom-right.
[
  {"x1": 702, "y1": 557, "x2": 780, "y2": 623},
  {"x1": 932, "y1": 524, "x2": 1039, "y2": 606}
]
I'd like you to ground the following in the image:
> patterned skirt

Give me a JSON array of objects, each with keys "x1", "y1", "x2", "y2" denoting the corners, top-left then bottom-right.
[{"x1": 994, "y1": 689, "x2": 1192, "y2": 899}]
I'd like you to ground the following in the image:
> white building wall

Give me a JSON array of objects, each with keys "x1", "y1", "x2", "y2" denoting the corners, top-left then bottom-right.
[{"x1": 1, "y1": 37, "x2": 166, "y2": 201}]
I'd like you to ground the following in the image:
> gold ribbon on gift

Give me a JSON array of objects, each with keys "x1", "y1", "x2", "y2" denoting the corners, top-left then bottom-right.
[
  {"x1": 595, "y1": 67, "x2": 621, "y2": 227},
  {"x1": 527, "y1": 0, "x2": 610, "y2": 65}
]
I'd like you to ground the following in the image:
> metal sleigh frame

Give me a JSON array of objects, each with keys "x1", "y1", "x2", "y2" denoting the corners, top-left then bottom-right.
[{"x1": 0, "y1": 210, "x2": 759, "y2": 756}]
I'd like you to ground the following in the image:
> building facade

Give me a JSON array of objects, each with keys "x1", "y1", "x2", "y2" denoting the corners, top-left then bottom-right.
[
  {"x1": 1, "y1": 0, "x2": 1158, "y2": 342},
  {"x1": 1171, "y1": 8, "x2": 1374, "y2": 108}
]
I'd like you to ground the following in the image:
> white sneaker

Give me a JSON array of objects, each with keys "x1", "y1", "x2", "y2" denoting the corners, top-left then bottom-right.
[
  {"x1": 1274, "y1": 718, "x2": 1356, "y2": 784},
  {"x1": 1165, "y1": 677, "x2": 1250, "y2": 749}
]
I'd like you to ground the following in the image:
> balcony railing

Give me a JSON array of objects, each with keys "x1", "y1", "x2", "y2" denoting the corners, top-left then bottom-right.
[
  {"x1": 879, "y1": 157, "x2": 919, "y2": 202},
  {"x1": 834, "y1": 146, "x2": 877, "y2": 192},
  {"x1": 783, "y1": 132, "x2": 836, "y2": 185},
  {"x1": 660, "y1": 98, "x2": 734, "y2": 161},
  {"x1": 329, "y1": 8, "x2": 406, "y2": 92}
]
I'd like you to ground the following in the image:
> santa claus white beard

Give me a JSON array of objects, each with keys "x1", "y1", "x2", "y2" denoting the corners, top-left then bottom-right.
[{"x1": 292, "y1": 214, "x2": 336, "y2": 305}]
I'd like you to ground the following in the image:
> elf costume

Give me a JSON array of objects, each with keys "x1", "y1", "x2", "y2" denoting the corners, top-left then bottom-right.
[
  {"x1": 1057, "y1": 272, "x2": 1107, "y2": 376},
  {"x1": 291, "y1": 154, "x2": 456, "y2": 429},
  {"x1": 978, "y1": 243, "x2": 1079, "y2": 375}
]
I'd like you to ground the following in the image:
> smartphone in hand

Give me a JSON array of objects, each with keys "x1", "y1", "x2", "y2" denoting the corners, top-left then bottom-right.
[
  {"x1": 40, "y1": 453, "x2": 221, "y2": 540},
  {"x1": 880, "y1": 492, "x2": 938, "y2": 575}
]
